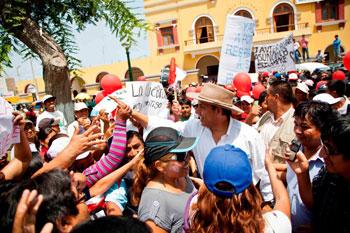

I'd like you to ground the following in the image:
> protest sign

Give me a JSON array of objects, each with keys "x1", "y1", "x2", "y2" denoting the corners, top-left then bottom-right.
[
  {"x1": 217, "y1": 15, "x2": 255, "y2": 85},
  {"x1": 94, "y1": 81, "x2": 169, "y2": 118},
  {"x1": 253, "y1": 34, "x2": 296, "y2": 73},
  {"x1": 295, "y1": 0, "x2": 322, "y2": 4},
  {"x1": 0, "y1": 97, "x2": 20, "y2": 157}
]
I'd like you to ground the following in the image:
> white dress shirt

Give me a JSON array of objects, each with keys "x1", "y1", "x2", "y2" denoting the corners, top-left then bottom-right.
[{"x1": 147, "y1": 116, "x2": 273, "y2": 201}]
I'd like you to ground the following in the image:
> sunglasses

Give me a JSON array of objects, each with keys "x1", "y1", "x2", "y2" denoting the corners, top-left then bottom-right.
[
  {"x1": 161, "y1": 152, "x2": 188, "y2": 162},
  {"x1": 321, "y1": 140, "x2": 340, "y2": 156}
]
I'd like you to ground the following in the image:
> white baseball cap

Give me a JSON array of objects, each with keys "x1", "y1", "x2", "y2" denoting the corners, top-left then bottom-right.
[
  {"x1": 47, "y1": 136, "x2": 90, "y2": 161},
  {"x1": 240, "y1": 95, "x2": 254, "y2": 104},
  {"x1": 296, "y1": 82, "x2": 309, "y2": 94},
  {"x1": 288, "y1": 73, "x2": 298, "y2": 81},
  {"x1": 42, "y1": 95, "x2": 56, "y2": 103},
  {"x1": 313, "y1": 93, "x2": 342, "y2": 105},
  {"x1": 74, "y1": 102, "x2": 88, "y2": 111}
]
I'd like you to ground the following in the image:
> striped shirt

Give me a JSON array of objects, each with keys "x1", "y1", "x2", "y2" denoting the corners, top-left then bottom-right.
[{"x1": 83, "y1": 120, "x2": 126, "y2": 187}]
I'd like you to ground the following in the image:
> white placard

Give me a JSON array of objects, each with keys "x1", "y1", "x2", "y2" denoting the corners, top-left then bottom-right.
[
  {"x1": 0, "y1": 97, "x2": 20, "y2": 157},
  {"x1": 94, "y1": 81, "x2": 169, "y2": 118},
  {"x1": 296, "y1": 0, "x2": 323, "y2": 4},
  {"x1": 217, "y1": 15, "x2": 256, "y2": 85},
  {"x1": 253, "y1": 34, "x2": 296, "y2": 73}
]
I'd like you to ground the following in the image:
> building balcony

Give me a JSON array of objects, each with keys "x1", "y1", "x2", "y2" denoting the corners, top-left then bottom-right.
[
  {"x1": 254, "y1": 23, "x2": 312, "y2": 44},
  {"x1": 183, "y1": 35, "x2": 224, "y2": 57},
  {"x1": 183, "y1": 23, "x2": 311, "y2": 56}
]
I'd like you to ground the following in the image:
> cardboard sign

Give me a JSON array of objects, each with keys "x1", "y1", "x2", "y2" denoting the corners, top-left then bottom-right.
[
  {"x1": 253, "y1": 34, "x2": 296, "y2": 73},
  {"x1": 94, "y1": 81, "x2": 169, "y2": 118},
  {"x1": 217, "y1": 15, "x2": 256, "y2": 85}
]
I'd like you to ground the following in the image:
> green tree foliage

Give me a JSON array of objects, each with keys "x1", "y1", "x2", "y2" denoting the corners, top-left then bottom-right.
[{"x1": 0, "y1": 0, "x2": 148, "y2": 71}]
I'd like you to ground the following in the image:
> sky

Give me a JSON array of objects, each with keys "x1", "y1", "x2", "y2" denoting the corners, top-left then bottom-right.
[{"x1": 3, "y1": 0, "x2": 149, "y2": 81}]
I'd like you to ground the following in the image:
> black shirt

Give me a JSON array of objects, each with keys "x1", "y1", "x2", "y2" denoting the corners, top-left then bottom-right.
[{"x1": 312, "y1": 167, "x2": 350, "y2": 233}]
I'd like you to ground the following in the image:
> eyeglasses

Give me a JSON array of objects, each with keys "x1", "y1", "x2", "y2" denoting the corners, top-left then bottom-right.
[
  {"x1": 321, "y1": 140, "x2": 340, "y2": 156},
  {"x1": 161, "y1": 153, "x2": 188, "y2": 162}
]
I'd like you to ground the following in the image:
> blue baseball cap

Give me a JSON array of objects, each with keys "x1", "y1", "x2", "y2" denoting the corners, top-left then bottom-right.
[
  {"x1": 203, "y1": 144, "x2": 252, "y2": 197},
  {"x1": 274, "y1": 73, "x2": 282, "y2": 79}
]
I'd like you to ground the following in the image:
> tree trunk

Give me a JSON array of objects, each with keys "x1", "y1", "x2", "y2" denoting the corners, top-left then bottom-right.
[{"x1": 11, "y1": 18, "x2": 74, "y2": 123}]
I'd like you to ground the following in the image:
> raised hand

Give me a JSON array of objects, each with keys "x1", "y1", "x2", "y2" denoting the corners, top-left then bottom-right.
[
  {"x1": 130, "y1": 148, "x2": 144, "y2": 167},
  {"x1": 287, "y1": 151, "x2": 309, "y2": 175},
  {"x1": 104, "y1": 122, "x2": 116, "y2": 140},
  {"x1": 12, "y1": 111, "x2": 25, "y2": 128},
  {"x1": 69, "y1": 125, "x2": 106, "y2": 156},
  {"x1": 70, "y1": 171, "x2": 87, "y2": 201},
  {"x1": 250, "y1": 104, "x2": 261, "y2": 116},
  {"x1": 13, "y1": 189, "x2": 53, "y2": 233},
  {"x1": 108, "y1": 95, "x2": 132, "y2": 120},
  {"x1": 98, "y1": 109, "x2": 109, "y2": 123}
]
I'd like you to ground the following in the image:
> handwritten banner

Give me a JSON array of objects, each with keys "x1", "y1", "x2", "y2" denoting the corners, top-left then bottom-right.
[
  {"x1": 253, "y1": 34, "x2": 296, "y2": 73},
  {"x1": 296, "y1": 0, "x2": 323, "y2": 4},
  {"x1": 94, "y1": 81, "x2": 169, "y2": 118},
  {"x1": 217, "y1": 15, "x2": 256, "y2": 85}
]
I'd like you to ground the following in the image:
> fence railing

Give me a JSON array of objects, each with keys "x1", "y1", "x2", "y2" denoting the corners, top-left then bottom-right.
[
  {"x1": 256, "y1": 22, "x2": 309, "y2": 34},
  {"x1": 184, "y1": 34, "x2": 224, "y2": 46},
  {"x1": 183, "y1": 23, "x2": 310, "y2": 46}
]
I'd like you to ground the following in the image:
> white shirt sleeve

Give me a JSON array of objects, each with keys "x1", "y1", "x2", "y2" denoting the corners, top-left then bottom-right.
[{"x1": 249, "y1": 131, "x2": 273, "y2": 201}]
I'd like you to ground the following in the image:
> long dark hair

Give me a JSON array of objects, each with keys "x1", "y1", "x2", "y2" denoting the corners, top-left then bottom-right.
[{"x1": 189, "y1": 184, "x2": 265, "y2": 233}]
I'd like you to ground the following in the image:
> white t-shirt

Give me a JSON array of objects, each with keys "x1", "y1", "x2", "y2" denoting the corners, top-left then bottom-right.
[
  {"x1": 67, "y1": 121, "x2": 79, "y2": 138},
  {"x1": 294, "y1": 42, "x2": 300, "y2": 51},
  {"x1": 36, "y1": 110, "x2": 67, "y2": 133},
  {"x1": 263, "y1": 210, "x2": 292, "y2": 233}
]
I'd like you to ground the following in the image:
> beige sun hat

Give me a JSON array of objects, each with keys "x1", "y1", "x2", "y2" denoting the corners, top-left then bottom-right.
[{"x1": 186, "y1": 83, "x2": 243, "y2": 113}]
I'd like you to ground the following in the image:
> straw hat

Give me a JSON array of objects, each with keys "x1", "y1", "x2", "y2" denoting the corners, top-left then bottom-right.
[{"x1": 186, "y1": 83, "x2": 243, "y2": 113}]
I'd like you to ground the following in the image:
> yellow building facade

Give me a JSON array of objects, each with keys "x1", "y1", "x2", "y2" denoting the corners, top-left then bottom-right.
[{"x1": 14, "y1": 0, "x2": 350, "y2": 102}]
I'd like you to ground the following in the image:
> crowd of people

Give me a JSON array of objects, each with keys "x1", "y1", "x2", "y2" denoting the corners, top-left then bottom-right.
[{"x1": 0, "y1": 66, "x2": 350, "y2": 233}]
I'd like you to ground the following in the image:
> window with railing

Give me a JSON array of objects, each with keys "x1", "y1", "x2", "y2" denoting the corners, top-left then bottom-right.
[
  {"x1": 195, "y1": 17, "x2": 215, "y2": 44},
  {"x1": 321, "y1": 0, "x2": 339, "y2": 21},
  {"x1": 273, "y1": 3, "x2": 295, "y2": 32}
]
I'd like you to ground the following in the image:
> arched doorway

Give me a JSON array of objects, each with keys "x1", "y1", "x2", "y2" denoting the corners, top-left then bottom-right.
[
  {"x1": 234, "y1": 10, "x2": 253, "y2": 19},
  {"x1": 196, "y1": 55, "x2": 219, "y2": 84},
  {"x1": 71, "y1": 76, "x2": 86, "y2": 95},
  {"x1": 273, "y1": 3, "x2": 295, "y2": 32},
  {"x1": 195, "y1": 17, "x2": 215, "y2": 44},
  {"x1": 124, "y1": 67, "x2": 144, "y2": 81},
  {"x1": 324, "y1": 45, "x2": 345, "y2": 63}
]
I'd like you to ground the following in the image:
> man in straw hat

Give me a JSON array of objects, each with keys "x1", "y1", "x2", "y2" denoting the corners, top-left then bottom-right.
[{"x1": 116, "y1": 83, "x2": 273, "y2": 201}]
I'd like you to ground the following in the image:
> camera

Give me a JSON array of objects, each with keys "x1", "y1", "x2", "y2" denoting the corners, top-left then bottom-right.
[{"x1": 288, "y1": 139, "x2": 301, "y2": 162}]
